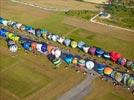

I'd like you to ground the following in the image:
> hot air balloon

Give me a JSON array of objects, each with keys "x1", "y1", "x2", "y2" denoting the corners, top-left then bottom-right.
[
  {"x1": 96, "y1": 48, "x2": 104, "y2": 57},
  {"x1": 64, "y1": 39, "x2": 71, "y2": 47},
  {"x1": 94, "y1": 63, "x2": 106, "y2": 75},
  {"x1": 31, "y1": 42, "x2": 37, "y2": 50},
  {"x1": 0, "y1": 28, "x2": 8, "y2": 38},
  {"x1": 127, "y1": 77, "x2": 134, "y2": 88},
  {"x1": 7, "y1": 40, "x2": 15, "y2": 47},
  {"x1": 88, "y1": 47, "x2": 96, "y2": 55},
  {"x1": 78, "y1": 59, "x2": 86, "y2": 67},
  {"x1": 72, "y1": 57, "x2": 78, "y2": 65},
  {"x1": 117, "y1": 58, "x2": 127, "y2": 66},
  {"x1": 130, "y1": 64, "x2": 134, "y2": 71},
  {"x1": 47, "y1": 44, "x2": 55, "y2": 54},
  {"x1": 110, "y1": 51, "x2": 122, "y2": 62},
  {"x1": 57, "y1": 36, "x2": 65, "y2": 44},
  {"x1": 23, "y1": 42, "x2": 32, "y2": 51},
  {"x1": 103, "y1": 52, "x2": 110, "y2": 59},
  {"x1": 126, "y1": 60, "x2": 133, "y2": 68},
  {"x1": 54, "y1": 49, "x2": 61, "y2": 58},
  {"x1": 52, "y1": 58, "x2": 62, "y2": 67},
  {"x1": 82, "y1": 46, "x2": 90, "y2": 53},
  {"x1": 52, "y1": 35, "x2": 59, "y2": 42},
  {"x1": 9, "y1": 44, "x2": 18, "y2": 52},
  {"x1": 41, "y1": 43, "x2": 47, "y2": 53},
  {"x1": 35, "y1": 28, "x2": 42, "y2": 37},
  {"x1": 122, "y1": 73, "x2": 130, "y2": 86},
  {"x1": 64, "y1": 54, "x2": 73, "y2": 64},
  {"x1": 104, "y1": 67, "x2": 113, "y2": 75},
  {"x1": 77, "y1": 41, "x2": 86, "y2": 49},
  {"x1": 114, "y1": 72, "x2": 123, "y2": 82},
  {"x1": 36, "y1": 43, "x2": 43, "y2": 53},
  {"x1": 85, "y1": 61, "x2": 94, "y2": 70},
  {"x1": 16, "y1": 23, "x2": 22, "y2": 29},
  {"x1": 71, "y1": 41, "x2": 77, "y2": 48}
]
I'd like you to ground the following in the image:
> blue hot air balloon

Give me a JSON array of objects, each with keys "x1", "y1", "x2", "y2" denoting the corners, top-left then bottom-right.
[
  {"x1": 41, "y1": 43, "x2": 47, "y2": 52},
  {"x1": 64, "y1": 54, "x2": 73, "y2": 64}
]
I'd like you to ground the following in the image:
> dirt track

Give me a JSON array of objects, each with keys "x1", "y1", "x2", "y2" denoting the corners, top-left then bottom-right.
[{"x1": 63, "y1": 17, "x2": 134, "y2": 43}]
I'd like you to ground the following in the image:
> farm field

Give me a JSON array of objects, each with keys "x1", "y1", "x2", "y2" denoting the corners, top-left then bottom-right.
[
  {"x1": 17, "y1": 0, "x2": 99, "y2": 10},
  {"x1": 0, "y1": 0, "x2": 134, "y2": 100}
]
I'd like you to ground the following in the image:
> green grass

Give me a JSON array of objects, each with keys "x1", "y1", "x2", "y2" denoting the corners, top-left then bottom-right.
[
  {"x1": 0, "y1": 65, "x2": 51, "y2": 98},
  {"x1": 65, "y1": 10, "x2": 97, "y2": 20},
  {"x1": 101, "y1": 4, "x2": 134, "y2": 29},
  {"x1": 84, "y1": 78, "x2": 134, "y2": 100}
]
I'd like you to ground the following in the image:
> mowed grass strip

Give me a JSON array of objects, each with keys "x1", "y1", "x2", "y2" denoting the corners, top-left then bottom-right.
[{"x1": 0, "y1": 63, "x2": 51, "y2": 98}]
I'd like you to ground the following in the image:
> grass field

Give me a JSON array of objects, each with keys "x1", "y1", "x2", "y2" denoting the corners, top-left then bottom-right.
[
  {"x1": 85, "y1": 78, "x2": 134, "y2": 100},
  {"x1": 0, "y1": 0, "x2": 134, "y2": 99},
  {"x1": 0, "y1": 39, "x2": 85, "y2": 100},
  {"x1": 18, "y1": 0, "x2": 99, "y2": 10}
]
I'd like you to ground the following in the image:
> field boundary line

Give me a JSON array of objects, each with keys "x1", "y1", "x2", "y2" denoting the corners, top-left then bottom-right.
[
  {"x1": 10, "y1": 0, "x2": 69, "y2": 12},
  {"x1": 90, "y1": 13, "x2": 134, "y2": 32}
]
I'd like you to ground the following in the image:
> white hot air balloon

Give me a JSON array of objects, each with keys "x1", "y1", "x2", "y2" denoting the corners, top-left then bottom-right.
[
  {"x1": 36, "y1": 43, "x2": 42, "y2": 53},
  {"x1": 9, "y1": 45, "x2": 18, "y2": 53},
  {"x1": 54, "y1": 49, "x2": 61, "y2": 58},
  {"x1": 86, "y1": 61, "x2": 94, "y2": 70}
]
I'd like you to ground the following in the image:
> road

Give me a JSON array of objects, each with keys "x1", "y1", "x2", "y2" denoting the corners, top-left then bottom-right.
[{"x1": 58, "y1": 70, "x2": 99, "y2": 100}]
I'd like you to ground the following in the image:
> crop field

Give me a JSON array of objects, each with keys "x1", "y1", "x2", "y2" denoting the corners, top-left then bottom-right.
[
  {"x1": 17, "y1": 0, "x2": 99, "y2": 10},
  {"x1": 0, "y1": 0, "x2": 134, "y2": 100}
]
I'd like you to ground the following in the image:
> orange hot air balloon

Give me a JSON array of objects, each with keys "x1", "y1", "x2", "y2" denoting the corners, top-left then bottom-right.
[
  {"x1": 104, "y1": 67, "x2": 113, "y2": 75},
  {"x1": 47, "y1": 44, "x2": 55, "y2": 54},
  {"x1": 31, "y1": 42, "x2": 37, "y2": 49}
]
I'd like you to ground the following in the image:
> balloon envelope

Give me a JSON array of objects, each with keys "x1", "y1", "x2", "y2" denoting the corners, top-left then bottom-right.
[
  {"x1": 64, "y1": 54, "x2": 73, "y2": 64},
  {"x1": 64, "y1": 39, "x2": 71, "y2": 46},
  {"x1": 86, "y1": 61, "x2": 94, "y2": 70},
  {"x1": 104, "y1": 67, "x2": 113, "y2": 75},
  {"x1": 9, "y1": 44, "x2": 18, "y2": 52},
  {"x1": 41, "y1": 43, "x2": 47, "y2": 52},
  {"x1": 71, "y1": 41, "x2": 77, "y2": 48},
  {"x1": 117, "y1": 58, "x2": 126, "y2": 66},
  {"x1": 89, "y1": 47, "x2": 96, "y2": 55},
  {"x1": 78, "y1": 41, "x2": 86, "y2": 49}
]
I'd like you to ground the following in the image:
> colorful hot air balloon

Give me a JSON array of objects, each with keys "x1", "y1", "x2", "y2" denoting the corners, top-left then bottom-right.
[
  {"x1": 77, "y1": 41, "x2": 86, "y2": 49},
  {"x1": 117, "y1": 58, "x2": 127, "y2": 66},
  {"x1": 72, "y1": 57, "x2": 78, "y2": 65},
  {"x1": 85, "y1": 61, "x2": 94, "y2": 70},
  {"x1": 110, "y1": 51, "x2": 122, "y2": 62},
  {"x1": 64, "y1": 39, "x2": 71, "y2": 47},
  {"x1": 71, "y1": 41, "x2": 77, "y2": 48},
  {"x1": 54, "y1": 49, "x2": 61, "y2": 58},
  {"x1": 122, "y1": 73, "x2": 130, "y2": 86},
  {"x1": 36, "y1": 43, "x2": 43, "y2": 53},
  {"x1": 31, "y1": 42, "x2": 37, "y2": 50},
  {"x1": 96, "y1": 48, "x2": 104, "y2": 57},
  {"x1": 103, "y1": 52, "x2": 110, "y2": 59},
  {"x1": 78, "y1": 59, "x2": 86, "y2": 67},
  {"x1": 94, "y1": 63, "x2": 106, "y2": 75},
  {"x1": 88, "y1": 47, "x2": 96, "y2": 55},
  {"x1": 57, "y1": 36, "x2": 65, "y2": 44},
  {"x1": 64, "y1": 54, "x2": 73, "y2": 64},
  {"x1": 9, "y1": 44, "x2": 18, "y2": 52},
  {"x1": 0, "y1": 28, "x2": 8, "y2": 38},
  {"x1": 127, "y1": 77, "x2": 134, "y2": 88},
  {"x1": 41, "y1": 43, "x2": 47, "y2": 52},
  {"x1": 52, "y1": 58, "x2": 62, "y2": 67},
  {"x1": 82, "y1": 46, "x2": 90, "y2": 53},
  {"x1": 104, "y1": 67, "x2": 113, "y2": 75},
  {"x1": 23, "y1": 42, "x2": 31, "y2": 51},
  {"x1": 114, "y1": 72, "x2": 123, "y2": 82},
  {"x1": 47, "y1": 44, "x2": 55, "y2": 54}
]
